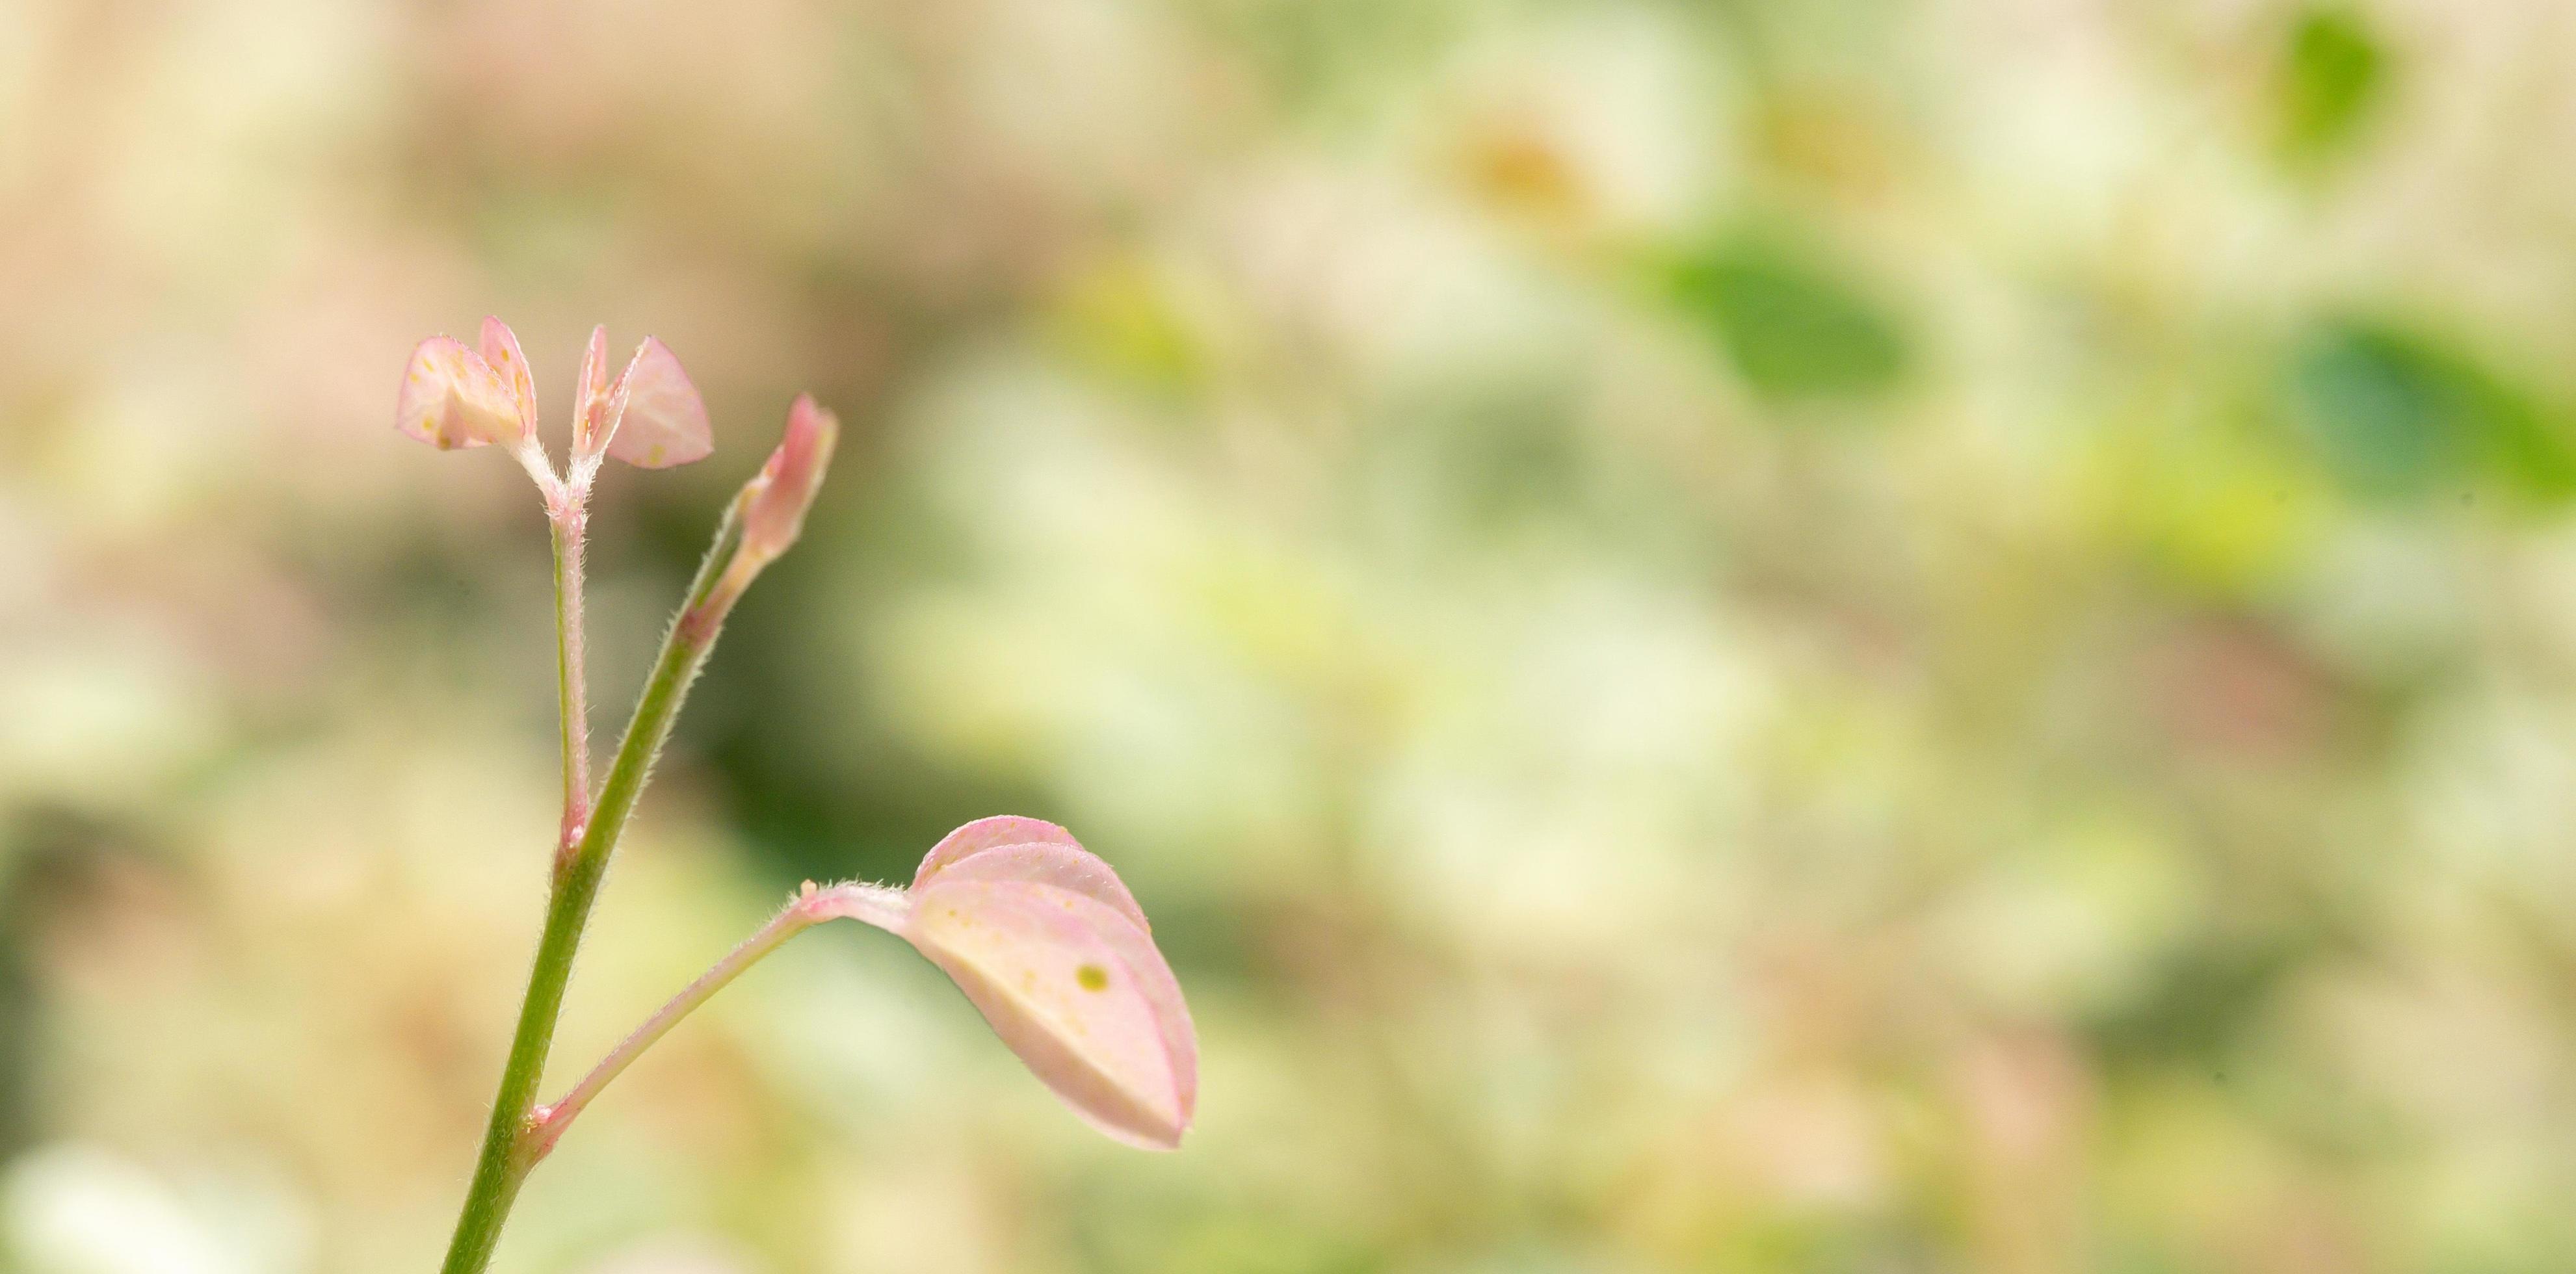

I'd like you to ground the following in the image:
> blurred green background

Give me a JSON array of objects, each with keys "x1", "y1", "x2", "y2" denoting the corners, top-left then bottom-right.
[{"x1": 5, "y1": 0, "x2": 2576, "y2": 1269}]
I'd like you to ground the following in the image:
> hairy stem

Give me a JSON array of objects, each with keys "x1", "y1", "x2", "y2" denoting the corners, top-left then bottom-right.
[
  {"x1": 530, "y1": 896, "x2": 808, "y2": 1160},
  {"x1": 528, "y1": 881, "x2": 909, "y2": 1161},
  {"x1": 550, "y1": 503, "x2": 593, "y2": 859},
  {"x1": 439, "y1": 499, "x2": 750, "y2": 1274}
]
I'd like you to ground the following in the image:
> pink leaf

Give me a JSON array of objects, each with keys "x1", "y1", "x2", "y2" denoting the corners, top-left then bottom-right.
[
  {"x1": 603, "y1": 337, "x2": 712, "y2": 469},
  {"x1": 572, "y1": 324, "x2": 613, "y2": 459},
  {"x1": 476, "y1": 316, "x2": 538, "y2": 440},
  {"x1": 921, "y1": 840, "x2": 1151, "y2": 933},
  {"x1": 395, "y1": 336, "x2": 523, "y2": 450},
  {"x1": 908, "y1": 873, "x2": 1197, "y2": 1149},
  {"x1": 913, "y1": 814, "x2": 1083, "y2": 889},
  {"x1": 813, "y1": 820, "x2": 1196, "y2": 1149}
]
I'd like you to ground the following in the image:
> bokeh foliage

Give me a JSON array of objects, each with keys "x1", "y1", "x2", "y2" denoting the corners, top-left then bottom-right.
[{"x1": 5, "y1": 0, "x2": 2576, "y2": 1270}]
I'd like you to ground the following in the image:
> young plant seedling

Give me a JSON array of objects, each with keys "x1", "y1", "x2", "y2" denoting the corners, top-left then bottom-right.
[{"x1": 400, "y1": 320, "x2": 1197, "y2": 1273}]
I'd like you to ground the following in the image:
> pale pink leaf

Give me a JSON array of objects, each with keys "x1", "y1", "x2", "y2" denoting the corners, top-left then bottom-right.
[
  {"x1": 604, "y1": 337, "x2": 711, "y2": 469},
  {"x1": 476, "y1": 316, "x2": 538, "y2": 439},
  {"x1": 572, "y1": 324, "x2": 612, "y2": 459},
  {"x1": 906, "y1": 876, "x2": 1198, "y2": 1149},
  {"x1": 923, "y1": 841, "x2": 1150, "y2": 933},
  {"x1": 796, "y1": 822, "x2": 1196, "y2": 1150},
  {"x1": 914, "y1": 815, "x2": 1082, "y2": 890},
  {"x1": 395, "y1": 336, "x2": 523, "y2": 450}
]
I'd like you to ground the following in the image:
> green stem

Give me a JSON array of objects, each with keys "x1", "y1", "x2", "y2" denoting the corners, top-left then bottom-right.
[{"x1": 438, "y1": 500, "x2": 748, "y2": 1274}]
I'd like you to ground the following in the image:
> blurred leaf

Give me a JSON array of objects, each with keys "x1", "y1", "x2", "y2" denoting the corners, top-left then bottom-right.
[
  {"x1": 2286, "y1": 320, "x2": 2576, "y2": 506},
  {"x1": 1068, "y1": 1175, "x2": 1378, "y2": 1274},
  {"x1": 2280, "y1": 6, "x2": 2389, "y2": 161},
  {"x1": 2289, "y1": 323, "x2": 2460, "y2": 501},
  {"x1": 2096, "y1": 404, "x2": 2326, "y2": 598},
  {"x1": 2094, "y1": 1237, "x2": 2192, "y2": 1274},
  {"x1": 2086, "y1": 935, "x2": 2306, "y2": 1067},
  {"x1": 1399, "y1": 382, "x2": 1587, "y2": 531},
  {"x1": 1714, "y1": 1214, "x2": 1946, "y2": 1274},
  {"x1": 1051, "y1": 252, "x2": 1211, "y2": 398},
  {"x1": 1204, "y1": 0, "x2": 1472, "y2": 120},
  {"x1": 1663, "y1": 236, "x2": 1910, "y2": 402}
]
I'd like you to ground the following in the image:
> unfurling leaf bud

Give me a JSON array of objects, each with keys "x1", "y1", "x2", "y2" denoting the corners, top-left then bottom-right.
[
  {"x1": 740, "y1": 394, "x2": 837, "y2": 565},
  {"x1": 399, "y1": 317, "x2": 718, "y2": 510},
  {"x1": 571, "y1": 324, "x2": 614, "y2": 461},
  {"x1": 664, "y1": 394, "x2": 839, "y2": 643},
  {"x1": 572, "y1": 328, "x2": 710, "y2": 472},
  {"x1": 811, "y1": 817, "x2": 1198, "y2": 1149},
  {"x1": 396, "y1": 333, "x2": 527, "y2": 451},
  {"x1": 478, "y1": 317, "x2": 538, "y2": 441}
]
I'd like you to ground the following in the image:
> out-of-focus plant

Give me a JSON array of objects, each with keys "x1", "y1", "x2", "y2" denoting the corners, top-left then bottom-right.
[{"x1": 395, "y1": 319, "x2": 1198, "y2": 1273}]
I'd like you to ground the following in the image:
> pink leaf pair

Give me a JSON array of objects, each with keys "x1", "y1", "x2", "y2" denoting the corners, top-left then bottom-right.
[
  {"x1": 396, "y1": 317, "x2": 711, "y2": 469},
  {"x1": 814, "y1": 817, "x2": 1199, "y2": 1150},
  {"x1": 572, "y1": 324, "x2": 710, "y2": 469}
]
